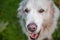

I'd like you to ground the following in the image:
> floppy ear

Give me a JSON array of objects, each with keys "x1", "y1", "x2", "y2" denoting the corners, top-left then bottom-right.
[
  {"x1": 41, "y1": 2, "x2": 55, "y2": 32},
  {"x1": 17, "y1": 0, "x2": 27, "y2": 18},
  {"x1": 17, "y1": 2, "x2": 24, "y2": 18},
  {"x1": 48, "y1": 1, "x2": 54, "y2": 18},
  {"x1": 17, "y1": 0, "x2": 28, "y2": 35},
  {"x1": 50, "y1": 2, "x2": 54, "y2": 14}
]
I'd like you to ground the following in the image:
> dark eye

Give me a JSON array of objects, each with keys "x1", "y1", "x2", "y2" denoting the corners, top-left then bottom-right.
[
  {"x1": 24, "y1": 8, "x2": 29, "y2": 13},
  {"x1": 38, "y1": 9, "x2": 44, "y2": 13}
]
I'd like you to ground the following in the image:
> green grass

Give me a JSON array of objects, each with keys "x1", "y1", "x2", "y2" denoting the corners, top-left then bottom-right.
[
  {"x1": 0, "y1": 0, "x2": 60, "y2": 40},
  {"x1": 0, "y1": 0, "x2": 27, "y2": 40}
]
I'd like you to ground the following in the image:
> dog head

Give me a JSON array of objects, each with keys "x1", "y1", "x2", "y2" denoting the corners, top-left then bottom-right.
[{"x1": 18, "y1": 0, "x2": 54, "y2": 39}]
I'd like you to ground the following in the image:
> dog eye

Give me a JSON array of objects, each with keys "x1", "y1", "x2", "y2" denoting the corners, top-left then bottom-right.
[
  {"x1": 38, "y1": 9, "x2": 44, "y2": 13},
  {"x1": 24, "y1": 8, "x2": 29, "y2": 13}
]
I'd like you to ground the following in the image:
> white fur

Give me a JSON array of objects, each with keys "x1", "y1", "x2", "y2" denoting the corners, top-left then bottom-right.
[{"x1": 17, "y1": 0, "x2": 60, "y2": 40}]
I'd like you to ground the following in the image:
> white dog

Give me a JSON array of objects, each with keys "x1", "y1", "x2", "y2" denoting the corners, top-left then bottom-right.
[{"x1": 17, "y1": 0, "x2": 60, "y2": 40}]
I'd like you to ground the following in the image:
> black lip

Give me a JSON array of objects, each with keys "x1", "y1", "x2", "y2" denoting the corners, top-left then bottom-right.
[{"x1": 30, "y1": 36, "x2": 36, "y2": 40}]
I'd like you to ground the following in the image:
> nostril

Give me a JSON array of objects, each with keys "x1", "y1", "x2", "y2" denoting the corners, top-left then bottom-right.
[
  {"x1": 27, "y1": 23, "x2": 37, "y2": 32},
  {"x1": 33, "y1": 27, "x2": 35, "y2": 30}
]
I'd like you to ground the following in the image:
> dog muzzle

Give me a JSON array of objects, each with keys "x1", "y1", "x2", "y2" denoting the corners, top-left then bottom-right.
[{"x1": 27, "y1": 23, "x2": 41, "y2": 40}]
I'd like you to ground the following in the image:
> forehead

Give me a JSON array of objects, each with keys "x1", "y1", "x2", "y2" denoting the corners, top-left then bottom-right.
[{"x1": 25, "y1": 0, "x2": 50, "y2": 10}]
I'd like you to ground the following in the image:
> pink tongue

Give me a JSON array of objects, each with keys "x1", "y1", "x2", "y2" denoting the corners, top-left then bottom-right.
[{"x1": 31, "y1": 33, "x2": 38, "y2": 38}]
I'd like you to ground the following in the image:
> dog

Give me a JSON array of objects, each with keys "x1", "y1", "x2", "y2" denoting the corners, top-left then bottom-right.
[{"x1": 17, "y1": 0, "x2": 60, "y2": 40}]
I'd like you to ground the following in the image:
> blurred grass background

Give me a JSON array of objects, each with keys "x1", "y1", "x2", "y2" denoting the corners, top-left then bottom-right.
[{"x1": 0, "y1": 0, "x2": 60, "y2": 40}]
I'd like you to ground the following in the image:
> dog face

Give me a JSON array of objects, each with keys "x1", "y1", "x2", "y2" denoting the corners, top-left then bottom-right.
[
  {"x1": 25, "y1": 0, "x2": 49, "y2": 32},
  {"x1": 18, "y1": 0, "x2": 54, "y2": 39}
]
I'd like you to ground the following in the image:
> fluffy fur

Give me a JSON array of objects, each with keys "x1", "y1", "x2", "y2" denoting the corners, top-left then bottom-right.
[{"x1": 17, "y1": 0, "x2": 60, "y2": 40}]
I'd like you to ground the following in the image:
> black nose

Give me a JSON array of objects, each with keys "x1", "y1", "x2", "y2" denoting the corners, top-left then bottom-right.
[{"x1": 27, "y1": 23, "x2": 37, "y2": 32}]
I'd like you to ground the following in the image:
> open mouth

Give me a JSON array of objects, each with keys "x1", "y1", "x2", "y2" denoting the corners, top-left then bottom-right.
[{"x1": 30, "y1": 31, "x2": 40, "y2": 40}]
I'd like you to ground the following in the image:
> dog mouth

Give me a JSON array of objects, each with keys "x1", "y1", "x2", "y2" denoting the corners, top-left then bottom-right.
[{"x1": 29, "y1": 31, "x2": 40, "y2": 40}]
